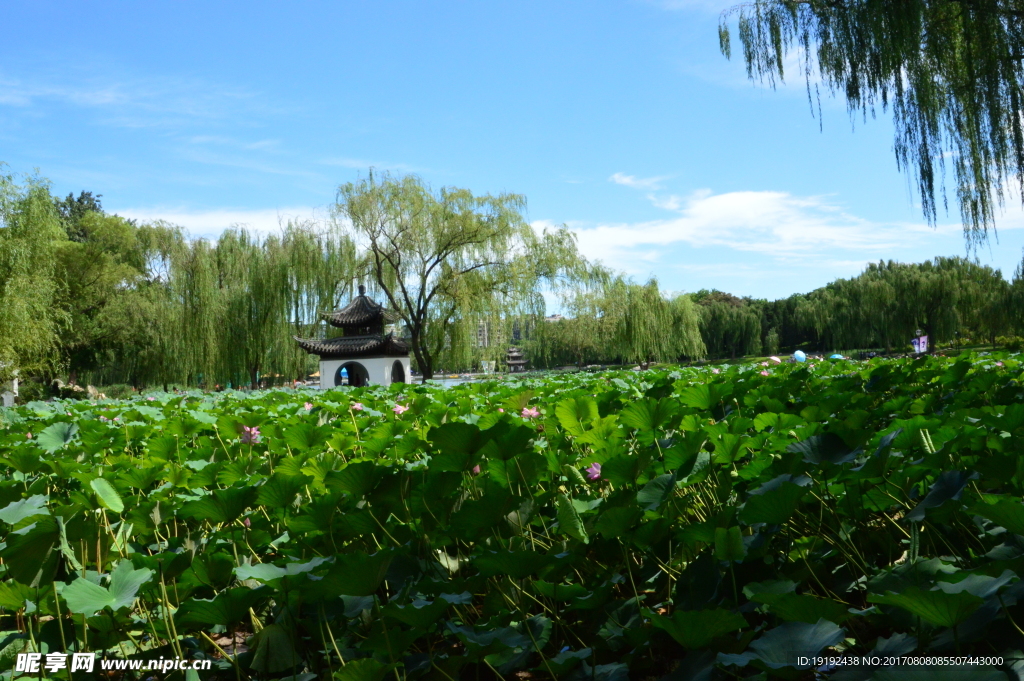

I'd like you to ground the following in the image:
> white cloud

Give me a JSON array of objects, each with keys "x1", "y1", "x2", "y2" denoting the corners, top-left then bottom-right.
[
  {"x1": 188, "y1": 135, "x2": 282, "y2": 151},
  {"x1": 319, "y1": 157, "x2": 421, "y2": 173},
  {"x1": 542, "y1": 184, "x2": 1024, "y2": 297},
  {"x1": 115, "y1": 206, "x2": 324, "y2": 237},
  {"x1": 648, "y1": 193, "x2": 685, "y2": 210},
  {"x1": 609, "y1": 172, "x2": 670, "y2": 190},
  {"x1": 540, "y1": 189, "x2": 966, "y2": 280},
  {"x1": 0, "y1": 69, "x2": 283, "y2": 130},
  {"x1": 176, "y1": 146, "x2": 326, "y2": 180}
]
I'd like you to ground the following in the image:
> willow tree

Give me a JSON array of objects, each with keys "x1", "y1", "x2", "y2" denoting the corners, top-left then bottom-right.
[
  {"x1": 517, "y1": 262, "x2": 609, "y2": 368},
  {"x1": 155, "y1": 227, "x2": 222, "y2": 387},
  {"x1": 604, "y1": 278, "x2": 705, "y2": 367},
  {"x1": 720, "y1": 0, "x2": 1024, "y2": 242},
  {"x1": 801, "y1": 276, "x2": 886, "y2": 351},
  {"x1": 857, "y1": 263, "x2": 903, "y2": 351},
  {"x1": 896, "y1": 258, "x2": 963, "y2": 344},
  {"x1": 955, "y1": 259, "x2": 1009, "y2": 346},
  {"x1": 538, "y1": 272, "x2": 704, "y2": 368},
  {"x1": 280, "y1": 221, "x2": 358, "y2": 378},
  {"x1": 334, "y1": 172, "x2": 585, "y2": 380},
  {"x1": 214, "y1": 230, "x2": 293, "y2": 388},
  {"x1": 1011, "y1": 254, "x2": 1024, "y2": 335},
  {"x1": 0, "y1": 173, "x2": 67, "y2": 383},
  {"x1": 694, "y1": 291, "x2": 763, "y2": 359}
]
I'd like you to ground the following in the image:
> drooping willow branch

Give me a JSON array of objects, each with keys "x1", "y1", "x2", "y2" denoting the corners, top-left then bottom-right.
[{"x1": 720, "y1": 0, "x2": 1024, "y2": 245}]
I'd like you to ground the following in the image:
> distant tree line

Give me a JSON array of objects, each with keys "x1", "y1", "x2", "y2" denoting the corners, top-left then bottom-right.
[
  {"x1": 0, "y1": 170, "x2": 597, "y2": 389},
  {"x1": 523, "y1": 272, "x2": 707, "y2": 369},
  {"x1": 685, "y1": 257, "x2": 1023, "y2": 361},
  {"x1": 3, "y1": 167, "x2": 1021, "y2": 392},
  {"x1": 0, "y1": 171, "x2": 362, "y2": 391},
  {"x1": 520, "y1": 256, "x2": 1024, "y2": 367}
]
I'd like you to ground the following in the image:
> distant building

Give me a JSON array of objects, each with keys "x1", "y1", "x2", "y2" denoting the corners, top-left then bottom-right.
[
  {"x1": 294, "y1": 285, "x2": 411, "y2": 389},
  {"x1": 477, "y1": 320, "x2": 491, "y2": 348},
  {"x1": 506, "y1": 346, "x2": 527, "y2": 373}
]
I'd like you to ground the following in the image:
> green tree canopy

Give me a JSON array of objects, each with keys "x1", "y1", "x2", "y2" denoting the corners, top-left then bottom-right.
[
  {"x1": 535, "y1": 271, "x2": 705, "y2": 368},
  {"x1": 334, "y1": 172, "x2": 586, "y2": 380},
  {"x1": 720, "y1": 0, "x2": 1024, "y2": 243},
  {"x1": 0, "y1": 173, "x2": 67, "y2": 383},
  {"x1": 694, "y1": 290, "x2": 763, "y2": 359},
  {"x1": 55, "y1": 211, "x2": 153, "y2": 381},
  {"x1": 54, "y1": 191, "x2": 105, "y2": 242}
]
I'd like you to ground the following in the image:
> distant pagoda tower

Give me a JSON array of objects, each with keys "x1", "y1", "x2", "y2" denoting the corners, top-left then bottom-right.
[
  {"x1": 506, "y1": 346, "x2": 527, "y2": 373},
  {"x1": 295, "y1": 285, "x2": 411, "y2": 389}
]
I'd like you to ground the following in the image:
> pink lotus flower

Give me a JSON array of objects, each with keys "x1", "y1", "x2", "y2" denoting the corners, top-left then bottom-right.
[
  {"x1": 760, "y1": 362, "x2": 768, "y2": 367},
  {"x1": 304, "y1": 402, "x2": 313, "y2": 410},
  {"x1": 498, "y1": 408, "x2": 504, "y2": 413},
  {"x1": 25, "y1": 432, "x2": 31, "y2": 439},
  {"x1": 147, "y1": 397, "x2": 156, "y2": 401},
  {"x1": 471, "y1": 465, "x2": 481, "y2": 475},
  {"x1": 243, "y1": 517, "x2": 251, "y2": 528},
  {"x1": 711, "y1": 368, "x2": 720, "y2": 374},
  {"x1": 351, "y1": 402, "x2": 364, "y2": 411},
  {"x1": 521, "y1": 406, "x2": 540, "y2": 419},
  {"x1": 240, "y1": 425, "x2": 261, "y2": 444},
  {"x1": 393, "y1": 404, "x2": 409, "y2": 415},
  {"x1": 585, "y1": 462, "x2": 602, "y2": 481},
  {"x1": 996, "y1": 361, "x2": 1005, "y2": 367},
  {"x1": 760, "y1": 370, "x2": 769, "y2": 376}
]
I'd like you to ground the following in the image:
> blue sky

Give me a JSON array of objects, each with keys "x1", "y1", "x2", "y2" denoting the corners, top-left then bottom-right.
[{"x1": 4, "y1": 0, "x2": 1024, "y2": 300}]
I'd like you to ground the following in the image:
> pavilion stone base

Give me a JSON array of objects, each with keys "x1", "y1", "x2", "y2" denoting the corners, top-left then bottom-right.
[{"x1": 319, "y1": 356, "x2": 412, "y2": 390}]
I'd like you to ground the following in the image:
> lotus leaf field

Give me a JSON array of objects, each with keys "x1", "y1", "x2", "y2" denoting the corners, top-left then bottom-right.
[{"x1": 2, "y1": 355, "x2": 1024, "y2": 680}]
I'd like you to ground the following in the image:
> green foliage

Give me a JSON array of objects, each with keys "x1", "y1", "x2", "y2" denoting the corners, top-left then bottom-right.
[
  {"x1": 0, "y1": 352, "x2": 1020, "y2": 677},
  {"x1": 869, "y1": 588, "x2": 984, "y2": 628},
  {"x1": 89, "y1": 477, "x2": 124, "y2": 513},
  {"x1": 688, "y1": 256, "x2": 1020, "y2": 358},
  {"x1": 0, "y1": 171, "x2": 67, "y2": 382},
  {"x1": 62, "y1": 560, "x2": 153, "y2": 616},
  {"x1": 0, "y1": 495, "x2": 48, "y2": 525},
  {"x1": 536, "y1": 272, "x2": 705, "y2": 367},
  {"x1": 1, "y1": 169, "x2": 362, "y2": 390},
  {"x1": 650, "y1": 609, "x2": 746, "y2": 649},
  {"x1": 694, "y1": 289, "x2": 762, "y2": 358},
  {"x1": 54, "y1": 211, "x2": 153, "y2": 379},
  {"x1": 34, "y1": 421, "x2": 77, "y2": 453},
  {"x1": 334, "y1": 171, "x2": 587, "y2": 379}
]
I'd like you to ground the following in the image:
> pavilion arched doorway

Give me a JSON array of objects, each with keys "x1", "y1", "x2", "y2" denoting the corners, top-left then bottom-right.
[
  {"x1": 335, "y1": 362, "x2": 370, "y2": 387},
  {"x1": 392, "y1": 360, "x2": 406, "y2": 384}
]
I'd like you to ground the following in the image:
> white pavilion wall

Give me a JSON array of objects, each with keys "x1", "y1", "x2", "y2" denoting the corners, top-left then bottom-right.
[{"x1": 318, "y1": 356, "x2": 412, "y2": 389}]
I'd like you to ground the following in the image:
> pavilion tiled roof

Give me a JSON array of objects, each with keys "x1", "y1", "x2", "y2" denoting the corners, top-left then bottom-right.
[
  {"x1": 293, "y1": 333, "x2": 409, "y2": 358},
  {"x1": 323, "y1": 285, "x2": 400, "y2": 328}
]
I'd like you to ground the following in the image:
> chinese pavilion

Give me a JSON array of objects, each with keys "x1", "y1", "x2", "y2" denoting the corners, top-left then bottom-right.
[
  {"x1": 294, "y1": 285, "x2": 411, "y2": 389},
  {"x1": 506, "y1": 346, "x2": 527, "y2": 373}
]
